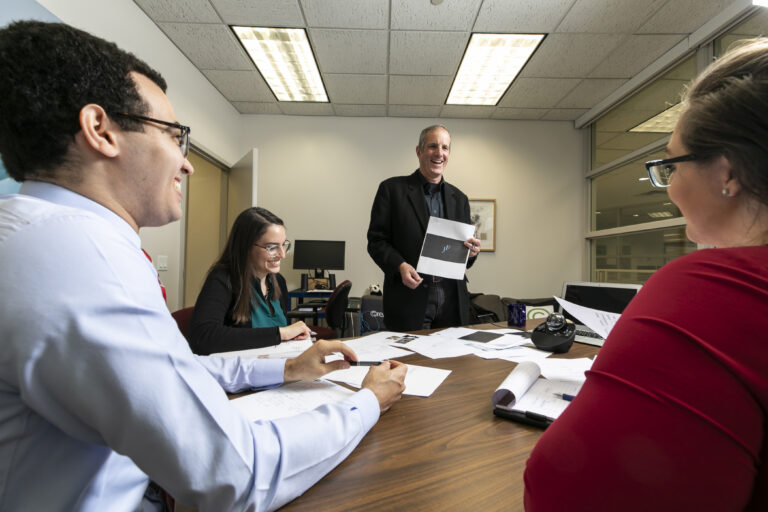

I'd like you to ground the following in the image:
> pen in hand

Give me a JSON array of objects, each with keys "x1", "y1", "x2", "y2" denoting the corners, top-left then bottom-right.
[
  {"x1": 554, "y1": 393, "x2": 576, "y2": 402},
  {"x1": 349, "y1": 361, "x2": 382, "y2": 366}
]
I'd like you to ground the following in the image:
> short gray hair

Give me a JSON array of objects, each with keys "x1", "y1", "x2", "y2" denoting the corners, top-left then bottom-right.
[{"x1": 418, "y1": 124, "x2": 450, "y2": 150}]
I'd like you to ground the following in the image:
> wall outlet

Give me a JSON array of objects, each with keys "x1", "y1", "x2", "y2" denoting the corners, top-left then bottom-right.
[{"x1": 156, "y1": 254, "x2": 168, "y2": 271}]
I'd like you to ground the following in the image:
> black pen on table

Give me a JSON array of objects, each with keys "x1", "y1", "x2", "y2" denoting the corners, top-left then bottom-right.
[{"x1": 554, "y1": 393, "x2": 576, "y2": 402}]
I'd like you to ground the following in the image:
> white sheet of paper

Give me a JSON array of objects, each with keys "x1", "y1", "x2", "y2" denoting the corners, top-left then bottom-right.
[
  {"x1": 210, "y1": 339, "x2": 313, "y2": 359},
  {"x1": 231, "y1": 380, "x2": 355, "y2": 422},
  {"x1": 416, "y1": 217, "x2": 475, "y2": 280},
  {"x1": 394, "y1": 334, "x2": 475, "y2": 359},
  {"x1": 473, "y1": 345, "x2": 552, "y2": 362},
  {"x1": 322, "y1": 364, "x2": 451, "y2": 397},
  {"x1": 535, "y1": 357, "x2": 593, "y2": 382},
  {"x1": 554, "y1": 297, "x2": 621, "y2": 338}
]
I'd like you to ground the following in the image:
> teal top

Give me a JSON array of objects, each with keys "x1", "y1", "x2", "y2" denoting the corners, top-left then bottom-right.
[{"x1": 250, "y1": 277, "x2": 287, "y2": 328}]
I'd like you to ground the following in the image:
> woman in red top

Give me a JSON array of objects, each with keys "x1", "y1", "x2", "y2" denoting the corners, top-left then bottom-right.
[{"x1": 524, "y1": 38, "x2": 768, "y2": 511}]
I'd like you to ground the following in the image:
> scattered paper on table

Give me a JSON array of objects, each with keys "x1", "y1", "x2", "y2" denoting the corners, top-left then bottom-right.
[
  {"x1": 322, "y1": 364, "x2": 451, "y2": 397},
  {"x1": 554, "y1": 297, "x2": 620, "y2": 339},
  {"x1": 211, "y1": 339, "x2": 313, "y2": 359},
  {"x1": 231, "y1": 380, "x2": 355, "y2": 422}
]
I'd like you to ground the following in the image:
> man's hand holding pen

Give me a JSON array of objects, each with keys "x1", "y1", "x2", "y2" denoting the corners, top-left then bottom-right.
[{"x1": 283, "y1": 340, "x2": 407, "y2": 413}]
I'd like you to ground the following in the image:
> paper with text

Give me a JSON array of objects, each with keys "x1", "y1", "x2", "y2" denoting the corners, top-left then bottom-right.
[
  {"x1": 555, "y1": 296, "x2": 621, "y2": 339},
  {"x1": 231, "y1": 380, "x2": 356, "y2": 422},
  {"x1": 492, "y1": 361, "x2": 583, "y2": 421}
]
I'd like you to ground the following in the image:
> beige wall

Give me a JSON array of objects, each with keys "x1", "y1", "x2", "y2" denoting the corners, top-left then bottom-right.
[{"x1": 242, "y1": 115, "x2": 586, "y2": 300}]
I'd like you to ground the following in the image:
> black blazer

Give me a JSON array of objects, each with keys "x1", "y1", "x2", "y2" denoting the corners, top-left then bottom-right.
[
  {"x1": 189, "y1": 266, "x2": 291, "y2": 355},
  {"x1": 367, "y1": 170, "x2": 476, "y2": 331}
]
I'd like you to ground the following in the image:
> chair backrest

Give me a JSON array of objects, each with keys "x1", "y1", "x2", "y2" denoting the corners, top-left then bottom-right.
[
  {"x1": 324, "y1": 280, "x2": 352, "y2": 331},
  {"x1": 171, "y1": 306, "x2": 194, "y2": 340}
]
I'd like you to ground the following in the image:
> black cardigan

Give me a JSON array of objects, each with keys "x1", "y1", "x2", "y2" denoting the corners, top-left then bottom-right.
[{"x1": 189, "y1": 266, "x2": 291, "y2": 355}]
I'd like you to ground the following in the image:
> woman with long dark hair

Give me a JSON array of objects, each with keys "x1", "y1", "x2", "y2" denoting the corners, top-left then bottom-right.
[{"x1": 189, "y1": 207, "x2": 311, "y2": 355}]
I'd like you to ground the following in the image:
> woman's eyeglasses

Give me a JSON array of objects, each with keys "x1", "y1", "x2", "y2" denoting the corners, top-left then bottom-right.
[
  {"x1": 254, "y1": 241, "x2": 292, "y2": 256},
  {"x1": 644, "y1": 154, "x2": 700, "y2": 188}
]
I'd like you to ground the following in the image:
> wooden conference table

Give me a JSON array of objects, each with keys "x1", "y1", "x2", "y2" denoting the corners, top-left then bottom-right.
[{"x1": 278, "y1": 321, "x2": 600, "y2": 512}]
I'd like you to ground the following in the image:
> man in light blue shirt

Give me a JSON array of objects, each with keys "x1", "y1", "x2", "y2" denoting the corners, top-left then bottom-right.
[{"x1": 0, "y1": 21, "x2": 407, "y2": 511}]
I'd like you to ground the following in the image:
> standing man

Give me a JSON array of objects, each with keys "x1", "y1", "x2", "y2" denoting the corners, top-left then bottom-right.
[
  {"x1": 0, "y1": 21, "x2": 405, "y2": 511},
  {"x1": 367, "y1": 125, "x2": 481, "y2": 331}
]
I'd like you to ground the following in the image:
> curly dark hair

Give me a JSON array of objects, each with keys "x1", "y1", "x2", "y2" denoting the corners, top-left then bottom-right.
[
  {"x1": 212, "y1": 207, "x2": 286, "y2": 324},
  {"x1": 0, "y1": 21, "x2": 167, "y2": 181}
]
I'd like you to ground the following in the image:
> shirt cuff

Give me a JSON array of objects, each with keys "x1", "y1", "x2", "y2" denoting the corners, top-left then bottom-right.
[{"x1": 346, "y1": 388, "x2": 380, "y2": 431}]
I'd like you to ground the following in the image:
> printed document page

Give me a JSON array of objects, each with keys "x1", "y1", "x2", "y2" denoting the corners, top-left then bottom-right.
[
  {"x1": 231, "y1": 380, "x2": 356, "y2": 422},
  {"x1": 416, "y1": 217, "x2": 474, "y2": 280},
  {"x1": 555, "y1": 296, "x2": 621, "y2": 339}
]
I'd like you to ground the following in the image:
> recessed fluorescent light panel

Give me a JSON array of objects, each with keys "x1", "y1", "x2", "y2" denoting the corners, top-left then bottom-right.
[
  {"x1": 232, "y1": 26, "x2": 328, "y2": 102},
  {"x1": 630, "y1": 103, "x2": 684, "y2": 133},
  {"x1": 447, "y1": 33, "x2": 545, "y2": 106}
]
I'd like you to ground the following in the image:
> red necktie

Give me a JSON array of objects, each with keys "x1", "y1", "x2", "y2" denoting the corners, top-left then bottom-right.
[{"x1": 141, "y1": 249, "x2": 167, "y2": 302}]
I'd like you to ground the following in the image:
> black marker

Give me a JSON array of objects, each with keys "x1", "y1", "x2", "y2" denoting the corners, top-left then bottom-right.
[{"x1": 349, "y1": 361, "x2": 382, "y2": 366}]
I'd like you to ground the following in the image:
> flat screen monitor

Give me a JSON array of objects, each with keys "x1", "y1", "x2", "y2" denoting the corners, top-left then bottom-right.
[
  {"x1": 559, "y1": 281, "x2": 641, "y2": 324},
  {"x1": 293, "y1": 240, "x2": 345, "y2": 271}
]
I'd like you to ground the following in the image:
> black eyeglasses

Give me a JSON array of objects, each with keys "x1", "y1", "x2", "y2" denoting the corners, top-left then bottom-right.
[
  {"x1": 253, "y1": 241, "x2": 292, "y2": 256},
  {"x1": 114, "y1": 113, "x2": 190, "y2": 157},
  {"x1": 644, "y1": 154, "x2": 700, "y2": 188}
]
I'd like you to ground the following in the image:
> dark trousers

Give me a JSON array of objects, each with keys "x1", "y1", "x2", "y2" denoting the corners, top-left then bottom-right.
[{"x1": 422, "y1": 277, "x2": 460, "y2": 329}]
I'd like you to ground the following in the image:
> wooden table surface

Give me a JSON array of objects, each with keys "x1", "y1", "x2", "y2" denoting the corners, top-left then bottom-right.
[{"x1": 279, "y1": 322, "x2": 599, "y2": 512}]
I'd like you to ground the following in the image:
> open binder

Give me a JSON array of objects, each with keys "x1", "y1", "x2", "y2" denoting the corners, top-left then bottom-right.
[{"x1": 491, "y1": 361, "x2": 582, "y2": 429}]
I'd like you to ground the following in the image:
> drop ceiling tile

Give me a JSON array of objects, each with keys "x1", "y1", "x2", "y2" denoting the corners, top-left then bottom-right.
[
  {"x1": 589, "y1": 34, "x2": 685, "y2": 78},
  {"x1": 233, "y1": 102, "x2": 282, "y2": 114},
  {"x1": 310, "y1": 29, "x2": 388, "y2": 74},
  {"x1": 334, "y1": 104, "x2": 387, "y2": 116},
  {"x1": 209, "y1": 0, "x2": 304, "y2": 26},
  {"x1": 323, "y1": 74, "x2": 387, "y2": 104},
  {"x1": 388, "y1": 105, "x2": 442, "y2": 118},
  {"x1": 389, "y1": 31, "x2": 469, "y2": 76},
  {"x1": 473, "y1": 0, "x2": 575, "y2": 33},
  {"x1": 300, "y1": 0, "x2": 388, "y2": 29},
  {"x1": 389, "y1": 76, "x2": 453, "y2": 105},
  {"x1": 637, "y1": 0, "x2": 737, "y2": 34},
  {"x1": 557, "y1": 78, "x2": 626, "y2": 108},
  {"x1": 202, "y1": 70, "x2": 274, "y2": 101},
  {"x1": 498, "y1": 77, "x2": 581, "y2": 108},
  {"x1": 491, "y1": 108, "x2": 548, "y2": 120},
  {"x1": 158, "y1": 22, "x2": 253, "y2": 70},
  {"x1": 134, "y1": 0, "x2": 221, "y2": 22},
  {"x1": 556, "y1": 0, "x2": 666, "y2": 33},
  {"x1": 521, "y1": 34, "x2": 625, "y2": 78},
  {"x1": 391, "y1": 0, "x2": 482, "y2": 31},
  {"x1": 440, "y1": 105, "x2": 493, "y2": 119},
  {"x1": 540, "y1": 108, "x2": 588, "y2": 121},
  {"x1": 278, "y1": 102, "x2": 335, "y2": 115}
]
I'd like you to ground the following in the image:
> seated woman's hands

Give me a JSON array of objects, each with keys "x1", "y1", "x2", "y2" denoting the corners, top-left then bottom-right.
[{"x1": 279, "y1": 321, "x2": 312, "y2": 341}]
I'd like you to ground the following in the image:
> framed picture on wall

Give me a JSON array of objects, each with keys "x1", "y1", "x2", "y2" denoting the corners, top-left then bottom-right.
[{"x1": 469, "y1": 199, "x2": 496, "y2": 252}]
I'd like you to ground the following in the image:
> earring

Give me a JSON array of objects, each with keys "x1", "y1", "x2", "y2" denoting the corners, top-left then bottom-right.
[{"x1": 721, "y1": 188, "x2": 730, "y2": 196}]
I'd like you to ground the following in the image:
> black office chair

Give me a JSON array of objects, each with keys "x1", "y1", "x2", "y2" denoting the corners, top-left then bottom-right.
[{"x1": 286, "y1": 280, "x2": 352, "y2": 339}]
